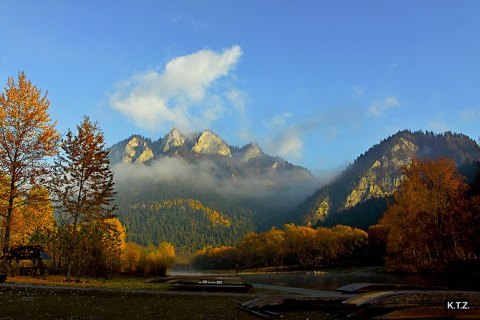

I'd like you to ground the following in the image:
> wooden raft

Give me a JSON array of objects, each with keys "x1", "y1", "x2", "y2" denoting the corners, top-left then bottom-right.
[
  {"x1": 166, "y1": 276, "x2": 252, "y2": 292},
  {"x1": 237, "y1": 282, "x2": 480, "y2": 319},
  {"x1": 237, "y1": 291, "x2": 356, "y2": 319},
  {"x1": 344, "y1": 286, "x2": 480, "y2": 319}
]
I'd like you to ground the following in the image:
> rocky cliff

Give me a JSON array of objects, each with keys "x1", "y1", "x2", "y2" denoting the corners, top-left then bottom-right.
[
  {"x1": 109, "y1": 128, "x2": 313, "y2": 183},
  {"x1": 109, "y1": 128, "x2": 315, "y2": 256},
  {"x1": 296, "y1": 130, "x2": 480, "y2": 226}
]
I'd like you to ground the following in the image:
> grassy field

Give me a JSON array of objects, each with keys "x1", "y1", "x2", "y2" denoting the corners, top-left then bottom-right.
[{"x1": 0, "y1": 275, "x2": 349, "y2": 319}]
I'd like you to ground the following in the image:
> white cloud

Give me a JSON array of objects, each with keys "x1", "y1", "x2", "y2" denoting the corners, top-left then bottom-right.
[
  {"x1": 262, "y1": 113, "x2": 301, "y2": 159},
  {"x1": 225, "y1": 89, "x2": 251, "y2": 140},
  {"x1": 269, "y1": 112, "x2": 291, "y2": 127},
  {"x1": 263, "y1": 113, "x2": 321, "y2": 160},
  {"x1": 460, "y1": 106, "x2": 480, "y2": 122},
  {"x1": 368, "y1": 96, "x2": 401, "y2": 116},
  {"x1": 226, "y1": 89, "x2": 247, "y2": 115},
  {"x1": 276, "y1": 132, "x2": 304, "y2": 159},
  {"x1": 109, "y1": 45, "x2": 243, "y2": 133}
]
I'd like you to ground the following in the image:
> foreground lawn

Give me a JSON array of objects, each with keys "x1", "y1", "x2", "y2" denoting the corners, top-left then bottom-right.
[
  {"x1": 0, "y1": 286, "x2": 248, "y2": 319},
  {"x1": 3, "y1": 274, "x2": 170, "y2": 291},
  {"x1": 0, "y1": 275, "x2": 348, "y2": 319}
]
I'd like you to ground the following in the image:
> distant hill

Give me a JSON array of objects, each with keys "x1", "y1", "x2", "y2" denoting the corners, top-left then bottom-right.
[
  {"x1": 109, "y1": 128, "x2": 316, "y2": 258},
  {"x1": 109, "y1": 129, "x2": 480, "y2": 257},
  {"x1": 294, "y1": 130, "x2": 480, "y2": 229}
]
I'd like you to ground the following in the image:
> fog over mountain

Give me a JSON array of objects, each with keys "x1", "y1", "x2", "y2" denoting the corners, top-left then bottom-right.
[
  {"x1": 110, "y1": 128, "x2": 322, "y2": 206},
  {"x1": 108, "y1": 128, "x2": 480, "y2": 255},
  {"x1": 108, "y1": 129, "x2": 323, "y2": 255}
]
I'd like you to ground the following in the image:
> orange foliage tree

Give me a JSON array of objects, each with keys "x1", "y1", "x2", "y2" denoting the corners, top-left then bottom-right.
[
  {"x1": 0, "y1": 72, "x2": 60, "y2": 270},
  {"x1": 379, "y1": 158, "x2": 476, "y2": 272},
  {"x1": 51, "y1": 116, "x2": 117, "y2": 279}
]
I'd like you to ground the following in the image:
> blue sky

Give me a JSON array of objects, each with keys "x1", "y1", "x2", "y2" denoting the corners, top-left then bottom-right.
[{"x1": 1, "y1": 1, "x2": 480, "y2": 175}]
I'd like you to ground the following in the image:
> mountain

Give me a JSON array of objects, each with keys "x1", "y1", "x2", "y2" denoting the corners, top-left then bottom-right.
[
  {"x1": 110, "y1": 128, "x2": 313, "y2": 183},
  {"x1": 109, "y1": 128, "x2": 315, "y2": 258},
  {"x1": 295, "y1": 130, "x2": 480, "y2": 229}
]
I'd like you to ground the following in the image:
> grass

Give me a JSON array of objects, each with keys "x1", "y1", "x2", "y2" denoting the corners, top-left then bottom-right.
[
  {"x1": 0, "y1": 274, "x2": 349, "y2": 319},
  {"x1": 4, "y1": 274, "x2": 170, "y2": 291}
]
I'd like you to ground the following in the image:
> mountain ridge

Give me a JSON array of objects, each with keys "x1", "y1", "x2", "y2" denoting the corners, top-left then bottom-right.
[
  {"x1": 109, "y1": 128, "x2": 314, "y2": 181},
  {"x1": 108, "y1": 128, "x2": 316, "y2": 258},
  {"x1": 107, "y1": 128, "x2": 480, "y2": 257},
  {"x1": 296, "y1": 130, "x2": 480, "y2": 227}
]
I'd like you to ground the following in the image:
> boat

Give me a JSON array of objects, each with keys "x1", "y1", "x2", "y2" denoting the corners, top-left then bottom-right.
[
  {"x1": 337, "y1": 283, "x2": 447, "y2": 293},
  {"x1": 166, "y1": 276, "x2": 252, "y2": 292}
]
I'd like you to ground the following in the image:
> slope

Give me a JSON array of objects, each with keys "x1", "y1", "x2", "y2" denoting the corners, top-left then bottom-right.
[
  {"x1": 109, "y1": 128, "x2": 317, "y2": 257},
  {"x1": 295, "y1": 130, "x2": 480, "y2": 228}
]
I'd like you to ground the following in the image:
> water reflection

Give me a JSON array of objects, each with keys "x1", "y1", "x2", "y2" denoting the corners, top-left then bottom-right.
[{"x1": 240, "y1": 267, "x2": 480, "y2": 291}]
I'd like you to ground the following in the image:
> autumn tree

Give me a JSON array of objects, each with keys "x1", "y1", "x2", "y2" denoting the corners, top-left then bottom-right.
[
  {"x1": 11, "y1": 185, "x2": 56, "y2": 247},
  {"x1": 259, "y1": 227, "x2": 285, "y2": 267},
  {"x1": 0, "y1": 72, "x2": 60, "y2": 272},
  {"x1": 103, "y1": 218, "x2": 127, "y2": 272},
  {"x1": 51, "y1": 116, "x2": 117, "y2": 279},
  {"x1": 122, "y1": 242, "x2": 144, "y2": 274},
  {"x1": 137, "y1": 242, "x2": 176, "y2": 276},
  {"x1": 236, "y1": 232, "x2": 263, "y2": 268},
  {"x1": 283, "y1": 224, "x2": 317, "y2": 267},
  {"x1": 380, "y1": 158, "x2": 475, "y2": 272}
]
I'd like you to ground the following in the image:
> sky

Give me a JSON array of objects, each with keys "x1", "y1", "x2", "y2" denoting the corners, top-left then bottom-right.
[{"x1": 1, "y1": 0, "x2": 480, "y2": 176}]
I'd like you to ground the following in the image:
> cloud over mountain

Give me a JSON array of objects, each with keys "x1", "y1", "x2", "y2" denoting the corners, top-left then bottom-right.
[
  {"x1": 109, "y1": 45, "x2": 243, "y2": 133},
  {"x1": 368, "y1": 97, "x2": 401, "y2": 117}
]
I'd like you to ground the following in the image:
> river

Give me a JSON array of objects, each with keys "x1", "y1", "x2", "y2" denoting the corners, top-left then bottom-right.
[
  {"x1": 239, "y1": 266, "x2": 480, "y2": 291},
  {"x1": 171, "y1": 266, "x2": 480, "y2": 291}
]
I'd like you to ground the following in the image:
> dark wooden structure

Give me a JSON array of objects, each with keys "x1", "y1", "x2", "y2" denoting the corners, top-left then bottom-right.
[
  {"x1": 167, "y1": 276, "x2": 252, "y2": 292},
  {"x1": 4, "y1": 245, "x2": 50, "y2": 276},
  {"x1": 237, "y1": 282, "x2": 480, "y2": 319},
  {"x1": 337, "y1": 282, "x2": 448, "y2": 293},
  {"x1": 145, "y1": 275, "x2": 252, "y2": 292}
]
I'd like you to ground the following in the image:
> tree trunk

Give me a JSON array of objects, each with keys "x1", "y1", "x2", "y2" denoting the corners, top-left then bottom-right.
[{"x1": 1, "y1": 180, "x2": 16, "y2": 276}]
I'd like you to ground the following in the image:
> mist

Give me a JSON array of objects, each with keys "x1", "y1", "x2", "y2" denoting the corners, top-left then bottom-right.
[{"x1": 112, "y1": 156, "x2": 327, "y2": 211}]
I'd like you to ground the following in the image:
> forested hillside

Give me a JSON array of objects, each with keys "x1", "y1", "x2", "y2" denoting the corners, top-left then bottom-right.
[
  {"x1": 111, "y1": 129, "x2": 480, "y2": 259},
  {"x1": 111, "y1": 129, "x2": 317, "y2": 258},
  {"x1": 295, "y1": 130, "x2": 480, "y2": 228},
  {"x1": 115, "y1": 179, "x2": 256, "y2": 258}
]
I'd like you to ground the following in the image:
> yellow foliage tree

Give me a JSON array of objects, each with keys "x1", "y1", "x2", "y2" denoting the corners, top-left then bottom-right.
[
  {"x1": 0, "y1": 72, "x2": 60, "y2": 268},
  {"x1": 11, "y1": 186, "x2": 56, "y2": 247},
  {"x1": 122, "y1": 242, "x2": 144, "y2": 274},
  {"x1": 140, "y1": 242, "x2": 176, "y2": 276},
  {"x1": 103, "y1": 218, "x2": 127, "y2": 272}
]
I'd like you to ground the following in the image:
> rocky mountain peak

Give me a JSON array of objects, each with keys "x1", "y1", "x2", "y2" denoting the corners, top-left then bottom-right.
[
  {"x1": 161, "y1": 128, "x2": 186, "y2": 153},
  {"x1": 121, "y1": 136, "x2": 154, "y2": 163},
  {"x1": 242, "y1": 142, "x2": 263, "y2": 162},
  {"x1": 191, "y1": 130, "x2": 232, "y2": 157}
]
